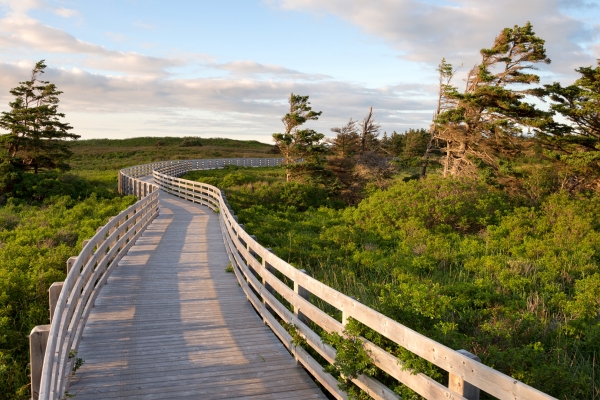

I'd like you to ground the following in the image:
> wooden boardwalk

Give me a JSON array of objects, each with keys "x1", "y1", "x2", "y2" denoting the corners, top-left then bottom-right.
[{"x1": 68, "y1": 189, "x2": 326, "y2": 399}]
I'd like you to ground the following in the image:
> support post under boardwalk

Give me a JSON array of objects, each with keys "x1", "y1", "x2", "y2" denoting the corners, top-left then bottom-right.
[
  {"x1": 449, "y1": 349, "x2": 481, "y2": 400},
  {"x1": 30, "y1": 325, "x2": 50, "y2": 400}
]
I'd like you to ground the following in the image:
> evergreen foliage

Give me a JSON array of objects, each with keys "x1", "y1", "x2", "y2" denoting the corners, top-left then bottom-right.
[
  {"x1": 434, "y1": 23, "x2": 552, "y2": 177},
  {"x1": 0, "y1": 60, "x2": 79, "y2": 174},
  {"x1": 273, "y1": 93, "x2": 326, "y2": 181},
  {"x1": 540, "y1": 61, "x2": 600, "y2": 190}
]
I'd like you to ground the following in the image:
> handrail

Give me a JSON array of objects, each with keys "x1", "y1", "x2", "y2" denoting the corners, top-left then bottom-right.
[
  {"x1": 39, "y1": 186, "x2": 159, "y2": 399},
  {"x1": 151, "y1": 161, "x2": 557, "y2": 400},
  {"x1": 36, "y1": 157, "x2": 283, "y2": 400},
  {"x1": 37, "y1": 156, "x2": 556, "y2": 400}
]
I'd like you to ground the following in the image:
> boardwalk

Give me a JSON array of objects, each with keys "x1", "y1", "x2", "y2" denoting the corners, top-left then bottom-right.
[{"x1": 68, "y1": 189, "x2": 325, "y2": 399}]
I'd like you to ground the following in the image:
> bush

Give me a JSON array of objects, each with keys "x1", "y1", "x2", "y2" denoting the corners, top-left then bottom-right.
[
  {"x1": 8, "y1": 171, "x2": 113, "y2": 204},
  {"x1": 0, "y1": 194, "x2": 137, "y2": 399},
  {"x1": 180, "y1": 137, "x2": 203, "y2": 147}
]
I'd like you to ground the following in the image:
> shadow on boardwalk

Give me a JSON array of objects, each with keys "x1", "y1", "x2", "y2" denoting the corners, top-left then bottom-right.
[{"x1": 68, "y1": 190, "x2": 325, "y2": 399}]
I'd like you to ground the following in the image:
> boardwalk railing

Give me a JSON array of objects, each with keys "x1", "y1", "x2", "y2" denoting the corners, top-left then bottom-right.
[
  {"x1": 33, "y1": 158, "x2": 283, "y2": 400},
  {"x1": 150, "y1": 160, "x2": 557, "y2": 400},
  {"x1": 33, "y1": 157, "x2": 556, "y2": 400},
  {"x1": 37, "y1": 188, "x2": 160, "y2": 399}
]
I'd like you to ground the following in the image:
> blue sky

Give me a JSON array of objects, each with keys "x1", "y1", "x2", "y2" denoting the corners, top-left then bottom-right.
[{"x1": 0, "y1": 0, "x2": 599, "y2": 142}]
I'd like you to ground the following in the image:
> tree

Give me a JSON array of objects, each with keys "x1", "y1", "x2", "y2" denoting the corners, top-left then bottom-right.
[
  {"x1": 359, "y1": 106, "x2": 380, "y2": 154},
  {"x1": 421, "y1": 58, "x2": 460, "y2": 178},
  {"x1": 327, "y1": 118, "x2": 360, "y2": 157},
  {"x1": 0, "y1": 60, "x2": 79, "y2": 174},
  {"x1": 540, "y1": 60, "x2": 600, "y2": 190},
  {"x1": 433, "y1": 23, "x2": 552, "y2": 177},
  {"x1": 272, "y1": 93, "x2": 324, "y2": 181}
]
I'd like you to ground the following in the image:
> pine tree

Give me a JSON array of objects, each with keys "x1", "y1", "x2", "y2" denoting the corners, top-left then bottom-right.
[
  {"x1": 328, "y1": 119, "x2": 360, "y2": 157},
  {"x1": 0, "y1": 61, "x2": 79, "y2": 173},
  {"x1": 273, "y1": 93, "x2": 324, "y2": 181},
  {"x1": 539, "y1": 61, "x2": 600, "y2": 190},
  {"x1": 434, "y1": 23, "x2": 552, "y2": 177},
  {"x1": 358, "y1": 107, "x2": 380, "y2": 154}
]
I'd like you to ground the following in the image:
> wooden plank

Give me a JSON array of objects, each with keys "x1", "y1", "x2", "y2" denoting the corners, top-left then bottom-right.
[{"x1": 68, "y1": 188, "x2": 326, "y2": 400}]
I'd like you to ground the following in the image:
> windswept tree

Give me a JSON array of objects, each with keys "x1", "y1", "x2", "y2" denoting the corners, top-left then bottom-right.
[
  {"x1": 359, "y1": 106, "x2": 380, "y2": 154},
  {"x1": 327, "y1": 118, "x2": 360, "y2": 157},
  {"x1": 421, "y1": 58, "x2": 460, "y2": 178},
  {"x1": 0, "y1": 60, "x2": 79, "y2": 174},
  {"x1": 433, "y1": 23, "x2": 552, "y2": 177},
  {"x1": 273, "y1": 93, "x2": 325, "y2": 181},
  {"x1": 540, "y1": 60, "x2": 600, "y2": 190}
]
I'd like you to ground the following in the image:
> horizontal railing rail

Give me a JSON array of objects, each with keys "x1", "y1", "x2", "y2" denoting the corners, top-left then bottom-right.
[
  {"x1": 151, "y1": 161, "x2": 557, "y2": 400},
  {"x1": 35, "y1": 157, "x2": 283, "y2": 400},
  {"x1": 38, "y1": 188, "x2": 160, "y2": 399},
  {"x1": 36, "y1": 156, "x2": 556, "y2": 400}
]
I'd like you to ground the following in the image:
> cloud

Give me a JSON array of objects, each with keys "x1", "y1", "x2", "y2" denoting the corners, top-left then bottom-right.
[
  {"x1": 0, "y1": 0, "x2": 460, "y2": 139},
  {"x1": 558, "y1": 0, "x2": 598, "y2": 9},
  {"x1": 268, "y1": 0, "x2": 599, "y2": 78},
  {"x1": 214, "y1": 60, "x2": 331, "y2": 80},
  {"x1": 0, "y1": 0, "x2": 43, "y2": 14},
  {"x1": 0, "y1": 13, "x2": 186, "y2": 75},
  {"x1": 105, "y1": 32, "x2": 127, "y2": 43},
  {"x1": 0, "y1": 13, "x2": 106, "y2": 53},
  {"x1": 0, "y1": 0, "x2": 78, "y2": 18},
  {"x1": 53, "y1": 7, "x2": 78, "y2": 18},
  {"x1": 131, "y1": 20, "x2": 156, "y2": 30},
  {"x1": 0, "y1": 62, "x2": 435, "y2": 138}
]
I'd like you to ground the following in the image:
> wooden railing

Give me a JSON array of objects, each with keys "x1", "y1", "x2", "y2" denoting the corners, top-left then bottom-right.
[
  {"x1": 32, "y1": 157, "x2": 556, "y2": 400},
  {"x1": 151, "y1": 161, "x2": 557, "y2": 400},
  {"x1": 37, "y1": 188, "x2": 160, "y2": 399},
  {"x1": 32, "y1": 158, "x2": 283, "y2": 400}
]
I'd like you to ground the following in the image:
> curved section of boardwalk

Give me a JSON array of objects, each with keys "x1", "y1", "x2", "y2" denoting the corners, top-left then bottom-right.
[{"x1": 69, "y1": 189, "x2": 325, "y2": 399}]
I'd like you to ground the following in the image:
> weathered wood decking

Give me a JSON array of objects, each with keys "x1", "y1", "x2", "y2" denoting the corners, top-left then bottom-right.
[{"x1": 68, "y1": 189, "x2": 325, "y2": 399}]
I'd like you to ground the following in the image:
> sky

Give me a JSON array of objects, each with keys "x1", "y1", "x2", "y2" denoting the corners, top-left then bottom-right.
[{"x1": 0, "y1": 0, "x2": 599, "y2": 143}]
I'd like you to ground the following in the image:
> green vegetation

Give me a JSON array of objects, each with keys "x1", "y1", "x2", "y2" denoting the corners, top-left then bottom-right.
[
  {"x1": 0, "y1": 60, "x2": 78, "y2": 176},
  {"x1": 183, "y1": 164, "x2": 600, "y2": 399},
  {"x1": 0, "y1": 192, "x2": 136, "y2": 398},
  {"x1": 0, "y1": 66, "x2": 274, "y2": 400},
  {"x1": 0, "y1": 134, "x2": 274, "y2": 399},
  {"x1": 3, "y1": 20, "x2": 600, "y2": 400}
]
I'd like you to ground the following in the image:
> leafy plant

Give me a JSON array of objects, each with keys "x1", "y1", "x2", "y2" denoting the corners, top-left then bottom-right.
[
  {"x1": 68, "y1": 350, "x2": 84, "y2": 375},
  {"x1": 322, "y1": 318, "x2": 377, "y2": 391}
]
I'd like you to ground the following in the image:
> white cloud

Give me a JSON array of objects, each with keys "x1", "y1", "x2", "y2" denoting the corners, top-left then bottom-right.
[
  {"x1": 0, "y1": 62, "x2": 435, "y2": 139},
  {"x1": 0, "y1": 13, "x2": 106, "y2": 53},
  {"x1": 0, "y1": 0, "x2": 444, "y2": 140},
  {"x1": 268, "y1": 0, "x2": 599, "y2": 78},
  {"x1": 53, "y1": 7, "x2": 78, "y2": 18},
  {"x1": 0, "y1": 0, "x2": 44, "y2": 14},
  {"x1": 131, "y1": 20, "x2": 157, "y2": 30},
  {"x1": 0, "y1": 13, "x2": 186, "y2": 76},
  {"x1": 104, "y1": 32, "x2": 127, "y2": 43},
  {"x1": 215, "y1": 60, "x2": 331, "y2": 80}
]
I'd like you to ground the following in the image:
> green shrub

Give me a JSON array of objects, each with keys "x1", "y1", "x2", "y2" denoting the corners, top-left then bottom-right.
[{"x1": 0, "y1": 194, "x2": 136, "y2": 399}]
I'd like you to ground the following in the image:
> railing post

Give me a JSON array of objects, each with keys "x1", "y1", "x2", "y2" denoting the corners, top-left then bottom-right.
[
  {"x1": 66, "y1": 256, "x2": 78, "y2": 274},
  {"x1": 29, "y1": 325, "x2": 51, "y2": 400},
  {"x1": 49, "y1": 282, "x2": 64, "y2": 323},
  {"x1": 342, "y1": 296, "x2": 358, "y2": 326},
  {"x1": 294, "y1": 269, "x2": 310, "y2": 326},
  {"x1": 262, "y1": 248, "x2": 276, "y2": 323},
  {"x1": 449, "y1": 350, "x2": 481, "y2": 400}
]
